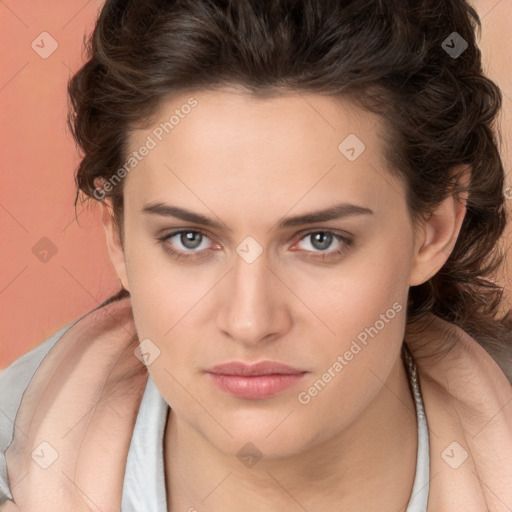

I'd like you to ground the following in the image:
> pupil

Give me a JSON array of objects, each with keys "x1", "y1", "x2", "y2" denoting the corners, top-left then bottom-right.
[
  {"x1": 312, "y1": 232, "x2": 331, "y2": 250},
  {"x1": 182, "y1": 232, "x2": 201, "y2": 249}
]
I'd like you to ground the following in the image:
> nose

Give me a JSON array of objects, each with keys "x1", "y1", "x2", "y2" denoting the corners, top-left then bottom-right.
[{"x1": 216, "y1": 249, "x2": 292, "y2": 347}]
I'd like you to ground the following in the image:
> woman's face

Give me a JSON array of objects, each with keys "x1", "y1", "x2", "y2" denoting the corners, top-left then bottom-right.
[{"x1": 110, "y1": 88, "x2": 426, "y2": 458}]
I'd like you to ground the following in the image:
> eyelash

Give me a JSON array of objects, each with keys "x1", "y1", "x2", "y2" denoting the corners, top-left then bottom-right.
[{"x1": 156, "y1": 229, "x2": 353, "y2": 262}]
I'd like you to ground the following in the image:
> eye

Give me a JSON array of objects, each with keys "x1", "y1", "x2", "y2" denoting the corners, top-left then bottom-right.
[
  {"x1": 293, "y1": 231, "x2": 353, "y2": 260},
  {"x1": 168, "y1": 230, "x2": 209, "y2": 250},
  {"x1": 157, "y1": 229, "x2": 217, "y2": 261}
]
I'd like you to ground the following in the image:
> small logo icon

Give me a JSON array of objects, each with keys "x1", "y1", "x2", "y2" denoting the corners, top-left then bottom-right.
[
  {"x1": 236, "y1": 442, "x2": 263, "y2": 468},
  {"x1": 31, "y1": 32, "x2": 59, "y2": 59},
  {"x1": 32, "y1": 237, "x2": 58, "y2": 263},
  {"x1": 134, "y1": 338, "x2": 161, "y2": 366},
  {"x1": 236, "y1": 236, "x2": 263, "y2": 264},
  {"x1": 441, "y1": 32, "x2": 468, "y2": 59},
  {"x1": 31, "y1": 441, "x2": 59, "y2": 469},
  {"x1": 441, "y1": 441, "x2": 468, "y2": 469},
  {"x1": 338, "y1": 134, "x2": 366, "y2": 161}
]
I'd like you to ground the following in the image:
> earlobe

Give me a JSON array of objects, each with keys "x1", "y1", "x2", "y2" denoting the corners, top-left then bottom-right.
[
  {"x1": 100, "y1": 199, "x2": 130, "y2": 292},
  {"x1": 409, "y1": 167, "x2": 470, "y2": 287}
]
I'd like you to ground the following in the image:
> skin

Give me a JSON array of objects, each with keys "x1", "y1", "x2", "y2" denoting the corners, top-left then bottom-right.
[{"x1": 100, "y1": 88, "x2": 468, "y2": 511}]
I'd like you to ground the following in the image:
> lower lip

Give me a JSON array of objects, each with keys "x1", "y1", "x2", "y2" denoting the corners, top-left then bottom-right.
[{"x1": 206, "y1": 372, "x2": 307, "y2": 399}]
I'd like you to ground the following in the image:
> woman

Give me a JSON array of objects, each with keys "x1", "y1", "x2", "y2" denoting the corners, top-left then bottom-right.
[{"x1": 1, "y1": 0, "x2": 511, "y2": 510}]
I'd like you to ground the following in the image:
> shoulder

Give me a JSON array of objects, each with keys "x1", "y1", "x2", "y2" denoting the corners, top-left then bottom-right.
[
  {"x1": 0, "y1": 321, "x2": 79, "y2": 503},
  {"x1": 0, "y1": 295, "x2": 121, "y2": 505},
  {"x1": 406, "y1": 314, "x2": 512, "y2": 509}
]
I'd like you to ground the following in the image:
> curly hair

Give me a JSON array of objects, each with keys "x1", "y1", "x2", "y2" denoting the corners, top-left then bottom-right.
[{"x1": 67, "y1": 0, "x2": 511, "y2": 374}]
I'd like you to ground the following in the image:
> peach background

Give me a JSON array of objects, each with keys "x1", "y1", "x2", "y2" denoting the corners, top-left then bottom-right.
[{"x1": 0, "y1": 0, "x2": 511, "y2": 369}]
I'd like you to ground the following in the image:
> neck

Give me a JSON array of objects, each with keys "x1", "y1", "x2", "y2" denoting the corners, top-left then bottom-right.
[{"x1": 164, "y1": 354, "x2": 418, "y2": 512}]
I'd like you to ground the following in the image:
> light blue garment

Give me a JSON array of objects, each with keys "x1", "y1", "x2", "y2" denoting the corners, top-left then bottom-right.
[{"x1": 0, "y1": 310, "x2": 430, "y2": 511}]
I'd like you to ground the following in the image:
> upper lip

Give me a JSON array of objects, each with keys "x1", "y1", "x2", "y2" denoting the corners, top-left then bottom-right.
[{"x1": 207, "y1": 360, "x2": 306, "y2": 376}]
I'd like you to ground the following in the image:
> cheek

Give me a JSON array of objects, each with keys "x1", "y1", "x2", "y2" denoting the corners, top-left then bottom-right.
[
  {"x1": 292, "y1": 281, "x2": 408, "y2": 445},
  {"x1": 125, "y1": 261, "x2": 201, "y2": 411},
  {"x1": 282, "y1": 237, "x2": 411, "y2": 343},
  {"x1": 295, "y1": 245, "x2": 410, "y2": 434},
  {"x1": 124, "y1": 245, "x2": 217, "y2": 396},
  {"x1": 123, "y1": 234, "x2": 201, "y2": 331},
  {"x1": 127, "y1": 273, "x2": 205, "y2": 374},
  {"x1": 287, "y1": 238, "x2": 410, "y2": 401}
]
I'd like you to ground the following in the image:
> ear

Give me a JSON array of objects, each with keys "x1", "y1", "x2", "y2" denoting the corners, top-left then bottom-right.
[
  {"x1": 99, "y1": 197, "x2": 130, "y2": 293},
  {"x1": 409, "y1": 166, "x2": 470, "y2": 286}
]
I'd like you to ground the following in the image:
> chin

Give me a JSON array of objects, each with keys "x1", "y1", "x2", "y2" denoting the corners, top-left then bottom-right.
[{"x1": 198, "y1": 418, "x2": 316, "y2": 461}]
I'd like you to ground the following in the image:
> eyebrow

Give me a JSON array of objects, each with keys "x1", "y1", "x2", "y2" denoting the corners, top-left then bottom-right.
[{"x1": 142, "y1": 201, "x2": 374, "y2": 231}]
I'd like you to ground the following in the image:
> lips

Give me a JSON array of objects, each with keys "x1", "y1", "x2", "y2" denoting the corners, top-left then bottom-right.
[
  {"x1": 207, "y1": 360, "x2": 305, "y2": 376},
  {"x1": 205, "y1": 360, "x2": 308, "y2": 399}
]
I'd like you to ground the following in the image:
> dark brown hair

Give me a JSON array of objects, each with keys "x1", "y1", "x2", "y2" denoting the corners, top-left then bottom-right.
[{"x1": 67, "y1": 0, "x2": 511, "y2": 375}]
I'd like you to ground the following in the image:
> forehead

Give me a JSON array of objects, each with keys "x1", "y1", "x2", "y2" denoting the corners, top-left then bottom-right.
[{"x1": 123, "y1": 88, "x2": 405, "y2": 223}]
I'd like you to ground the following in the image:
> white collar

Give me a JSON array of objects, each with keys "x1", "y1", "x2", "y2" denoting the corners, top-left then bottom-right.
[{"x1": 122, "y1": 374, "x2": 169, "y2": 511}]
